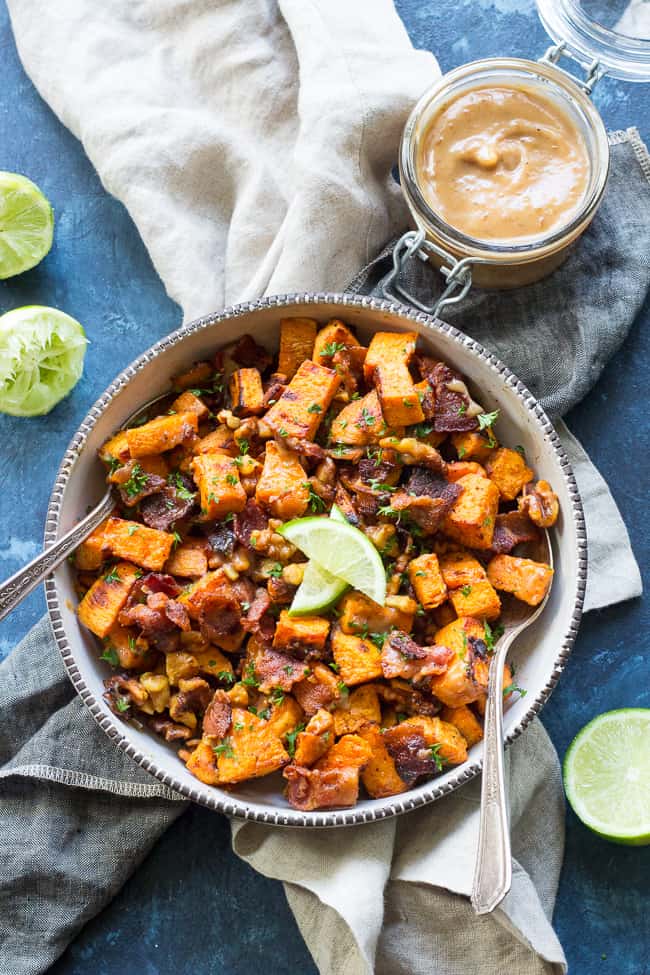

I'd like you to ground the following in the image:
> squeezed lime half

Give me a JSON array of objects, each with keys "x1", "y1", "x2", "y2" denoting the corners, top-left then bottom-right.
[
  {"x1": 288, "y1": 504, "x2": 349, "y2": 616},
  {"x1": 0, "y1": 306, "x2": 87, "y2": 416},
  {"x1": 563, "y1": 708, "x2": 650, "y2": 845},
  {"x1": 0, "y1": 172, "x2": 54, "y2": 279},
  {"x1": 279, "y1": 513, "x2": 386, "y2": 606}
]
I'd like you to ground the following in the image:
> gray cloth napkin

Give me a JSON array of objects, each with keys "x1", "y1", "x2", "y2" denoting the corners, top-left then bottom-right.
[{"x1": 1, "y1": 0, "x2": 647, "y2": 973}]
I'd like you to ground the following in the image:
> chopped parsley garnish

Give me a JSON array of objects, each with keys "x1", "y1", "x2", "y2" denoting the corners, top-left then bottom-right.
[
  {"x1": 303, "y1": 482, "x2": 326, "y2": 512},
  {"x1": 369, "y1": 632, "x2": 386, "y2": 650},
  {"x1": 411, "y1": 421, "x2": 434, "y2": 438},
  {"x1": 429, "y1": 743, "x2": 446, "y2": 772},
  {"x1": 238, "y1": 439, "x2": 249, "y2": 455},
  {"x1": 320, "y1": 341, "x2": 346, "y2": 358},
  {"x1": 457, "y1": 403, "x2": 467, "y2": 416},
  {"x1": 457, "y1": 446, "x2": 467, "y2": 460},
  {"x1": 169, "y1": 470, "x2": 195, "y2": 500},
  {"x1": 477, "y1": 409, "x2": 499, "y2": 431},
  {"x1": 285, "y1": 723, "x2": 306, "y2": 758},
  {"x1": 122, "y1": 463, "x2": 148, "y2": 499},
  {"x1": 461, "y1": 585, "x2": 472, "y2": 597},
  {"x1": 248, "y1": 705, "x2": 271, "y2": 720},
  {"x1": 127, "y1": 524, "x2": 139, "y2": 536},
  {"x1": 368, "y1": 479, "x2": 396, "y2": 494},
  {"x1": 402, "y1": 398, "x2": 414, "y2": 408},
  {"x1": 307, "y1": 403, "x2": 322, "y2": 414},
  {"x1": 225, "y1": 473, "x2": 238, "y2": 486},
  {"x1": 213, "y1": 739, "x2": 235, "y2": 759},
  {"x1": 216, "y1": 670, "x2": 235, "y2": 685},
  {"x1": 355, "y1": 406, "x2": 376, "y2": 429},
  {"x1": 503, "y1": 682, "x2": 527, "y2": 698},
  {"x1": 172, "y1": 531, "x2": 182, "y2": 548},
  {"x1": 268, "y1": 563, "x2": 284, "y2": 579},
  {"x1": 242, "y1": 661, "x2": 260, "y2": 688},
  {"x1": 104, "y1": 566, "x2": 121, "y2": 584},
  {"x1": 514, "y1": 444, "x2": 526, "y2": 458},
  {"x1": 115, "y1": 696, "x2": 130, "y2": 713},
  {"x1": 270, "y1": 687, "x2": 285, "y2": 706},
  {"x1": 107, "y1": 456, "x2": 122, "y2": 475},
  {"x1": 278, "y1": 427, "x2": 289, "y2": 438},
  {"x1": 328, "y1": 661, "x2": 340, "y2": 673},
  {"x1": 100, "y1": 646, "x2": 119, "y2": 667},
  {"x1": 483, "y1": 620, "x2": 504, "y2": 653}
]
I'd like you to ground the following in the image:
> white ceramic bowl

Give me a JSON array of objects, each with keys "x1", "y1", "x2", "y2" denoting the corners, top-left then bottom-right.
[{"x1": 45, "y1": 294, "x2": 586, "y2": 826}]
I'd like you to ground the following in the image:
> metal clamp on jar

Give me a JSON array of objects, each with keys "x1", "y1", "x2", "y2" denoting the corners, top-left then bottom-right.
[{"x1": 383, "y1": 0, "x2": 650, "y2": 315}]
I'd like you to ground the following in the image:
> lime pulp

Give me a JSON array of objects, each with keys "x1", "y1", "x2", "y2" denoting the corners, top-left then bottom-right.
[
  {"x1": 0, "y1": 306, "x2": 87, "y2": 416},
  {"x1": 563, "y1": 708, "x2": 650, "y2": 845},
  {"x1": 0, "y1": 172, "x2": 54, "y2": 279}
]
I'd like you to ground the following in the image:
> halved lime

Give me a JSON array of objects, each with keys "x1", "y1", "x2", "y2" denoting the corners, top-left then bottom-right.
[
  {"x1": 288, "y1": 504, "x2": 349, "y2": 616},
  {"x1": 0, "y1": 172, "x2": 54, "y2": 279},
  {"x1": 0, "y1": 306, "x2": 87, "y2": 416},
  {"x1": 279, "y1": 513, "x2": 386, "y2": 606},
  {"x1": 563, "y1": 709, "x2": 650, "y2": 846}
]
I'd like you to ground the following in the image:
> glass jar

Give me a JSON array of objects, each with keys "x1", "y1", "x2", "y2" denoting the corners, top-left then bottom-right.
[{"x1": 390, "y1": 0, "x2": 650, "y2": 299}]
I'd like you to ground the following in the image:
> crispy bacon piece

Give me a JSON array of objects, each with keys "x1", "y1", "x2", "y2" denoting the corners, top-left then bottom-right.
[
  {"x1": 140, "y1": 476, "x2": 197, "y2": 532},
  {"x1": 148, "y1": 716, "x2": 192, "y2": 742},
  {"x1": 281, "y1": 434, "x2": 326, "y2": 461},
  {"x1": 198, "y1": 592, "x2": 241, "y2": 645},
  {"x1": 406, "y1": 468, "x2": 457, "y2": 502},
  {"x1": 202, "y1": 521, "x2": 236, "y2": 559},
  {"x1": 174, "y1": 677, "x2": 213, "y2": 716},
  {"x1": 390, "y1": 491, "x2": 449, "y2": 535},
  {"x1": 331, "y1": 347, "x2": 365, "y2": 397},
  {"x1": 416, "y1": 359, "x2": 479, "y2": 433},
  {"x1": 324, "y1": 446, "x2": 365, "y2": 463},
  {"x1": 165, "y1": 599, "x2": 191, "y2": 631},
  {"x1": 241, "y1": 587, "x2": 275, "y2": 643},
  {"x1": 267, "y1": 576, "x2": 296, "y2": 605},
  {"x1": 203, "y1": 689, "x2": 232, "y2": 738},
  {"x1": 381, "y1": 631, "x2": 454, "y2": 681},
  {"x1": 490, "y1": 511, "x2": 540, "y2": 555},
  {"x1": 263, "y1": 374, "x2": 287, "y2": 408},
  {"x1": 284, "y1": 765, "x2": 360, "y2": 811},
  {"x1": 252, "y1": 645, "x2": 307, "y2": 693},
  {"x1": 118, "y1": 587, "x2": 182, "y2": 654},
  {"x1": 382, "y1": 726, "x2": 440, "y2": 786},
  {"x1": 376, "y1": 680, "x2": 440, "y2": 717},
  {"x1": 332, "y1": 483, "x2": 362, "y2": 526},
  {"x1": 231, "y1": 334, "x2": 272, "y2": 373},
  {"x1": 112, "y1": 460, "x2": 167, "y2": 507},
  {"x1": 357, "y1": 456, "x2": 401, "y2": 487},
  {"x1": 234, "y1": 500, "x2": 269, "y2": 549}
]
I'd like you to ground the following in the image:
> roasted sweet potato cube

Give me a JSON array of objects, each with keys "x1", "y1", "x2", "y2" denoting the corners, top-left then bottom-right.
[
  {"x1": 451, "y1": 430, "x2": 497, "y2": 462},
  {"x1": 102, "y1": 624, "x2": 155, "y2": 671},
  {"x1": 126, "y1": 412, "x2": 199, "y2": 457},
  {"x1": 186, "y1": 739, "x2": 220, "y2": 786},
  {"x1": 445, "y1": 461, "x2": 487, "y2": 482},
  {"x1": 408, "y1": 553, "x2": 448, "y2": 610},
  {"x1": 255, "y1": 440, "x2": 309, "y2": 520},
  {"x1": 293, "y1": 663, "x2": 341, "y2": 716},
  {"x1": 273, "y1": 611, "x2": 330, "y2": 655},
  {"x1": 102, "y1": 517, "x2": 174, "y2": 571},
  {"x1": 449, "y1": 579, "x2": 501, "y2": 621},
  {"x1": 172, "y1": 360, "x2": 214, "y2": 391},
  {"x1": 171, "y1": 389, "x2": 209, "y2": 419},
  {"x1": 438, "y1": 550, "x2": 486, "y2": 589},
  {"x1": 429, "y1": 617, "x2": 489, "y2": 707},
  {"x1": 229, "y1": 368, "x2": 265, "y2": 417},
  {"x1": 333, "y1": 685, "x2": 381, "y2": 736},
  {"x1": 358, "y1": 724, "x2": 408, "y2": 798},
  {"x1": 329, "y1": 390, "x2": 386, "y2": 445},
  {"x1": 279, "y1": 318, "x2": 318, "y2": 378},
  {"x1": 364, "y1": 331, "x2": 424, "y2": 427},
  {"x1": 164, "y1": 537, "x2": 209, "y2": 578},
  {"x1": 331, "y1": 628, "x2": 383, "y2": 686},
  {"x1": 77, "y1": 562, "x2": 140, "y2": 638},
  {"x1": 264, "y1": 360, "x2": 340, "y2": 441},
  {"x1": 100, "y1": 430, "x2": 130, "y2": 466},
  {"x1": 440, "y1": 705, "x2": 484, "y2": 748},
  {"x1": 192, "y1": 426, "x2": 238, "y2": 457},
  {"x1": 338, "y1": 592, "x2": 414, "y2": 636},
  {"x1": 399, "y1": 715, "x2": 468, "y2": 766},
  {"x1": 313, "y1": 319, "x2": 359, "y2": 363},
  {"x1": 294, "y1": 709, "x2": 334, "y2": 766},
  {"x1": 216, "y1": 707, "x2": 289, "y2": 783},
  {"x1": 487, "y1": 554, "x2": 553, "y2": 606},
  {"x1": 284, "y1": 764, "x2": 360, "y2": 811},
  {"x1": 266, "y1": 696, "x2": 304, "y2": 740},
  {"x1": 178, "y1": 570, "x2": 232, "y2": 619},
  {"x1": 190, "y1": 452, "x2": 247, "y2": 519},
  {"x1": 315, "y1": 733, "x2": 372, "y2": 772},
  {"x1": 443, "y1": 473, "x2": 500, "y2": 549},
  {"x1": 75, "y1": 519, "x2": 110, "y2": 570},
  {"x1": 485, "y1": 447, "x2": 534, "y2": 501}
]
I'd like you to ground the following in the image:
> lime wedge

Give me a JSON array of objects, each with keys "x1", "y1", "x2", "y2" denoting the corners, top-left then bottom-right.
[
  {"x1": 563, "y1": 708, "x2": 650, "y2": 845},
  {"x1": 0, "y1": 306, "x2": 87, "y2": 416},
  {"x1": 0, "y1": 172, "x2": 54, "y2": 279},
  {"x1": 279, "y1": 513, "x2": 386, "y2": 606},
  {"x1": 288, "y1": 504, "x2": 349, "y2": 616}
]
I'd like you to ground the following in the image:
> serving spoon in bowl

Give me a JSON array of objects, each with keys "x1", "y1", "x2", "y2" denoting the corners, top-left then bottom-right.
[
  {"x1": 0, "y1": 392, "x2": 170, "y2": 623},
  {"x1": 470, "y1": 528, "x2": 553, "y2": 915}
]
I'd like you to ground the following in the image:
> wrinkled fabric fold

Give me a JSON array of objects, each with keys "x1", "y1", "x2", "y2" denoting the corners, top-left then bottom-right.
[{"x1": 2, "y1": 1, "x2": 648, "y2": 973}]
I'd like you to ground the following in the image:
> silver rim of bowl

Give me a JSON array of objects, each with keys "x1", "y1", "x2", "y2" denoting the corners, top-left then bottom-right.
[{"x1": 44, "y1": 292, "x2": 587, "y2": 827}]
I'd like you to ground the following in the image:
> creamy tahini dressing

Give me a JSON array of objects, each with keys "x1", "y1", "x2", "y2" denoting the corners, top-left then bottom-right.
[
  {"x1": 445, "y1": 378, "x2": 483, "y2": 417},
  {"x1": 416, "y1": 85, "x2": 590, "y2": 243}
]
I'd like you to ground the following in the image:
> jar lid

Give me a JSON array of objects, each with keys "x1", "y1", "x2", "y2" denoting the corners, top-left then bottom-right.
[{"x1": 536, "y1": 0, "x2": 650, "y2": 81}]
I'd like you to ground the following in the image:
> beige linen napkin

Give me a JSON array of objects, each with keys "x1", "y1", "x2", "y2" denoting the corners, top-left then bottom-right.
[{"x1": 6, "y1": 1, "x2": 641, "y2": 973}]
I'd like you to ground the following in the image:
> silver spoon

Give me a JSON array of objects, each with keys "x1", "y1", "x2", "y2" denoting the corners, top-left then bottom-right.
[
  {"x1": 470, "y1": 528, "x2": 553, "y2": 915},
  {"x1": 0, "y1": 393, "x2": 171, "y2": 623}
]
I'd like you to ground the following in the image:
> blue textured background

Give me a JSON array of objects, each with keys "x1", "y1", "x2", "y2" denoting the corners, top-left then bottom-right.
[{"x1": 1, "y1": 1, "x2": 648, "y2": 973}]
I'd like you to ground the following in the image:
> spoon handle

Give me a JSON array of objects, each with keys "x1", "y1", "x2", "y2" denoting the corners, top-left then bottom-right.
[
  {"x1": 0, "y1": 492, "x2": 114, "y2": 622},
  {"x1": 471, "y1": 637, "x2": 513, "y2": 915}
]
